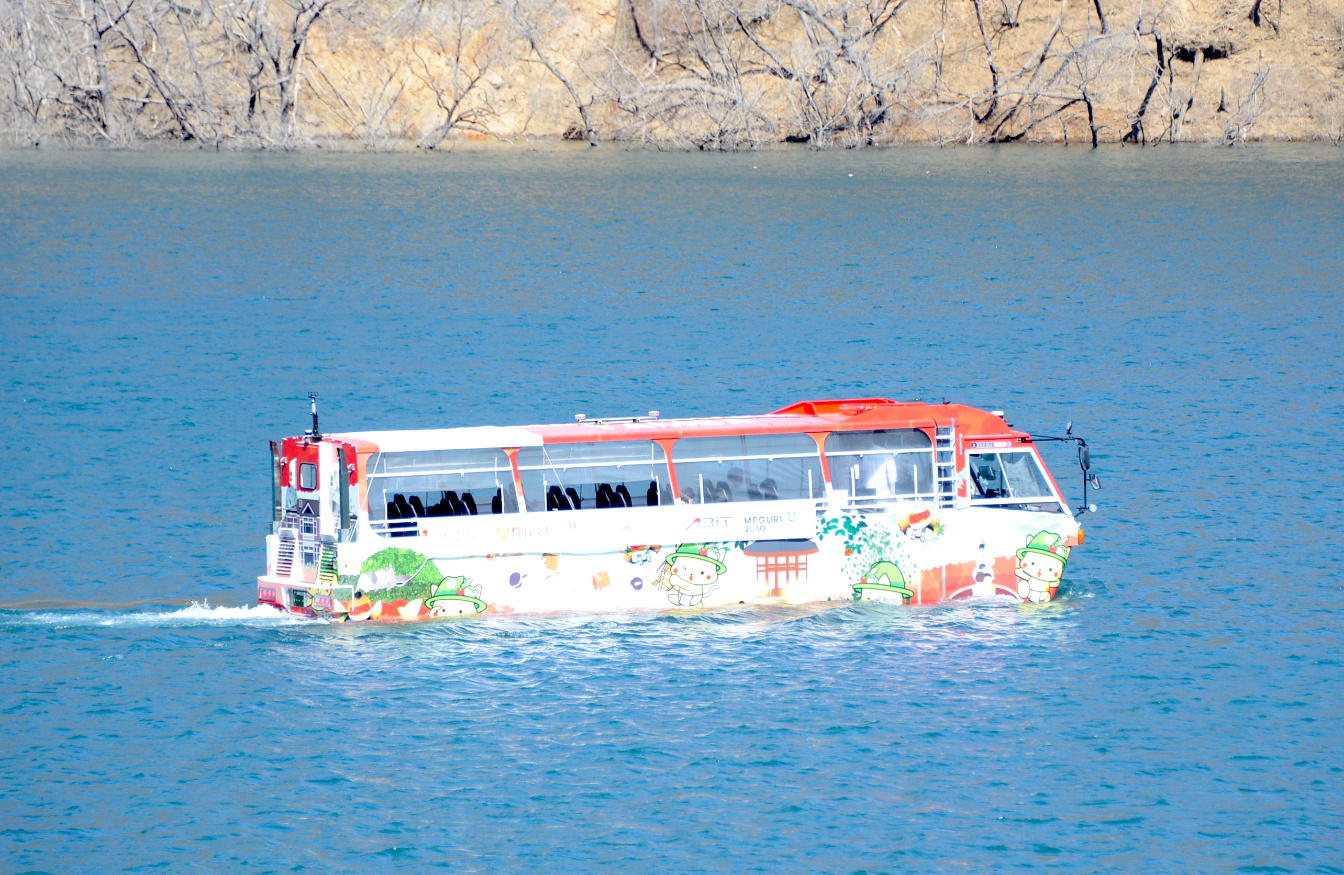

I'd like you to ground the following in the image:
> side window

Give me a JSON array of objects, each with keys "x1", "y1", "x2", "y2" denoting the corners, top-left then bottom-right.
[
  {"x1": 824, "y1": 430, "x2": 933, "y2": 500},
  {"x1": 282, "y1": 459, "x2": 298, "y2": 510},
  {"x1": 516, "y1": 441, "x2": 673, "y2": 511},
  {"x1": 367, "y1": 448, "x2": 520, "y2": 527},
  {"x1": 298, "y1": 462, "x2": 317, "y2": 491},
  {"x1": 671, "y1": 434, "x2": 823, "y2": 504}
]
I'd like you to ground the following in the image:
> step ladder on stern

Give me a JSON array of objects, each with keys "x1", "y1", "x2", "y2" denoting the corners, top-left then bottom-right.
[
  {"x1": 318, "y1": 545, "x2": 339, "y2": 587},
  {"x1": 276, "y1": 535, "x2": 296, "y2": 576}
]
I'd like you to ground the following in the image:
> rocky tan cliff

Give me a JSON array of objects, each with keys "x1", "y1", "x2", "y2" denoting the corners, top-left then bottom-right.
[{"x1": 2, "y1": 0, "x2": 1341, "y2": 148}]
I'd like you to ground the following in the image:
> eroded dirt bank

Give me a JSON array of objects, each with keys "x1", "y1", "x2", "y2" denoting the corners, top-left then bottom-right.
[{"x1": 3, "y1": 0, "x2": 1342, "y2": 148}]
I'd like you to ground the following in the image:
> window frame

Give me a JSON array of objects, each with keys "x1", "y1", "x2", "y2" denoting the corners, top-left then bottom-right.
[
  {"x1": 365, "y1": 449, "x2": 522, "y2": 524},
  {"x1": 516, "y1": 440, "x2": 674, "y2": 511},
  {"x1": 823, "y1": 428, "x2": 938, "y2": 504},
  {"x1": 669, "y1": 433, "x2": 825, "y2": 504}
]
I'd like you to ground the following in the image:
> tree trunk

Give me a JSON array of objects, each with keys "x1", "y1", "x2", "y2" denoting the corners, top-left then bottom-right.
[{"x1": 526, "y1": 33, "x2": 597, "y2": 146}]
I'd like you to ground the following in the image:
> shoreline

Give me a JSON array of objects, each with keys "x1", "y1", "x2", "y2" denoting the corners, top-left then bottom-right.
[{"x1": 3, "y1": 136, "x2": 1341, "y2": 155}]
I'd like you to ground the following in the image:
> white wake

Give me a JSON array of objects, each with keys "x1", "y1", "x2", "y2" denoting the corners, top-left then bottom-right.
[{"x1": 14, "y1": 600, "x2": 322, "y2": 628}]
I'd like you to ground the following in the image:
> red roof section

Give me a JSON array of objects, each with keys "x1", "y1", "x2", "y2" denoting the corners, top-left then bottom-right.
[
  {"x1": 313, "y1": 399, "x2": 1030, "y2": 451},
  {"x1": 524, "y1": 399, "x2": 1024, "y2": 444}
]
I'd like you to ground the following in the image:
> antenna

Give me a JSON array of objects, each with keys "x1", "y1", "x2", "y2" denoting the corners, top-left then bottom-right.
[{"x1": 308, "y1": 392, "x2": 321, "y2": 440}]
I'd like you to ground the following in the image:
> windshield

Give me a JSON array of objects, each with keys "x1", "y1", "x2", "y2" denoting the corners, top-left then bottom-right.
[{"x1": 969, "y1": 451, "x2": 1055, "y2": 500}]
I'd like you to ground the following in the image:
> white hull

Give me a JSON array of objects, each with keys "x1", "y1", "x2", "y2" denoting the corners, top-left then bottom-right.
[{"x1": 260, "y1": 499, "x2": 1080, "y2": 619}]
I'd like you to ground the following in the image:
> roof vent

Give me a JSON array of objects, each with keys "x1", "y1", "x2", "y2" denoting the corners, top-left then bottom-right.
[
  {"x1": 648, "y1": 410, "x2": 660, "y2": 420},
  {"x1": 575, "y1": 414, "x2": 587, "y2": 423}
]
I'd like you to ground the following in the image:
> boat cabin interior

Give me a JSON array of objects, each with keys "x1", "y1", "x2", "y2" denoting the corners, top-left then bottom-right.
[{"x1": 285, "y1": 401, "x2": 1069, "y2": 537}]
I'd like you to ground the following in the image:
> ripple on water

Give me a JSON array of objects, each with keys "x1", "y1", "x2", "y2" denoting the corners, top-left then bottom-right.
[{"x1": 2, "y1": 146, "x2": 1342, "y2": 873}]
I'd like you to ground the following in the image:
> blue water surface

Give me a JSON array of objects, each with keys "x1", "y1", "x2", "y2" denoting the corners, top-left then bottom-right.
[{"x1": 1, "y1": 145, "x2": 1342, "y2": 873}]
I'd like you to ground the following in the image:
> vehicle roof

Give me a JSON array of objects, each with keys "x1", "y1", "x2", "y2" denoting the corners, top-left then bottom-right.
[
  {"x1": 326, "y1": 399, "x2": 1022, "y2": 453},
  {"x1": 330, "y1": 426, "x2": 543, "y2": 453}
]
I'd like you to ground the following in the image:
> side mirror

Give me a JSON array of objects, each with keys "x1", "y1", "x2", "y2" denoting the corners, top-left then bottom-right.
[
  {"x1": 1090, "y1": 474, "x2": 1101, "y2": 490},
  {"x1": 1079, "y1": 445, "x2": 1091, "y2": 471},
  {"x1": 1065, "y1": 420, "x2": 1073, "y2": 436}
]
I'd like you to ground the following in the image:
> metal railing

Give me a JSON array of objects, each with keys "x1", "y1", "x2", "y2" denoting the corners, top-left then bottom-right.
[
  {"x1": 834, "y1": 492, "x2": 942, "y2": 514},
  {"x1": 370, "y1": 518, "x2": 419, "y2": 537}
]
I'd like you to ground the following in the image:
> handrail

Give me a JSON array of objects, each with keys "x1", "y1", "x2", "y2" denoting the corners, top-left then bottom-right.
[
  {"x1": 368, "y1": 466, "x2": 515, "y2": 480},
  {"x1": 834, "y1": 493, "x2": 941, "y2": 514},
  {"x1": 370, "y1": 519, "x2": 420, "y2": 536}
]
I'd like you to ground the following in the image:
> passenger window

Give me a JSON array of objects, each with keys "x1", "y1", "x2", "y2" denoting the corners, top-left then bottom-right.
[
  {"x1": 516, "y1": 441, "x2": 673, "y2": 512},
  {"x1": 824, "y1": 430, "x2": 933, "y2": 501},
  {"x1": 298, "y1": 462, "x2": 317, "y2": 491},
  {"x1": 367, "y1": 448, "x2": 520, "y2": 533},
  {"x1": 671, "y1": 434, "x2": 823, "y2": 503}
]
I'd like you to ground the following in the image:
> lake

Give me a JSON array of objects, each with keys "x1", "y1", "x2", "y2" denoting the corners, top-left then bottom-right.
[{"x1": 1, "y1": 144, "x2": 1341, "y2": 872}]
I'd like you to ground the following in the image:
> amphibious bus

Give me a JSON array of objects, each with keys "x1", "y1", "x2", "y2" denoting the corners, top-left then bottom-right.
[{"x1": 258, "y1": 398, "x2": 1089, "y2": 620}]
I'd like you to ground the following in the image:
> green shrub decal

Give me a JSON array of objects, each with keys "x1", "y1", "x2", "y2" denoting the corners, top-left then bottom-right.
[
  {"x1": 359, "y1": 548, "x2": 445, "y2": 604},
  {"x1": 818, "y1": 515, "x2": 869, "y2": 555}
]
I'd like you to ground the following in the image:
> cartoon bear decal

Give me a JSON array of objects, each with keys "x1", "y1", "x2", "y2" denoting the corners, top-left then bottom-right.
[
  {"x1": 1015, "y1": 531, "x2": 1071, "y2": 602},
  {"x1": 652, "y1": 544, "x2": 726, "y2": 607},
  {"x1": 425, "y1": 576, "x2": 487, "y2": 616},
  {"x1": 852, "y1": 560, "x2": 914, "y2": 604}
]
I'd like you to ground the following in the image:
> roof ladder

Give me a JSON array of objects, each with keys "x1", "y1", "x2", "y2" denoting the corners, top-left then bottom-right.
[{"x1": 935, "y1": 425, "x2": 956, "y2": 509}]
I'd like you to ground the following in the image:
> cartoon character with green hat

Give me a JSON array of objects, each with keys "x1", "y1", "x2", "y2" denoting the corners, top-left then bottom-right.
[
  {"x1": 852, "y1": 560, "x2": 914, "y2": 603},
  {"x1": 425, "y1": 575, "x2": 487, "y2": 616},
  {"x1": 652, "y1": 544, "x2": 726, "y2": 607},
  {"x1": 1015, "y1": 531, "x2": 1071, "y2": 602}
]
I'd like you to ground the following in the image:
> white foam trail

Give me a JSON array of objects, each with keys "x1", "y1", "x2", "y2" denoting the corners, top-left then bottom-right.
[{"x1": 17, "y1": 600, "x2": 323, "y2": 628}]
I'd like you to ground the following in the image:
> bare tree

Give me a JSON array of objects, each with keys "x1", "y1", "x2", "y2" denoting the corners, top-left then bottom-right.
[
  {"x1": 1223, "y1": 55, "x2": 1271, "y2": 144},
  {"x1": 221, "y1": 0, "x2": 335, "y2": 144},
  {"x1": 509, "y1": 0, "x2": 599, "y2": 144},
  {"x1": 408, "y1": 0, "x2": 508, "y2": 147}
]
